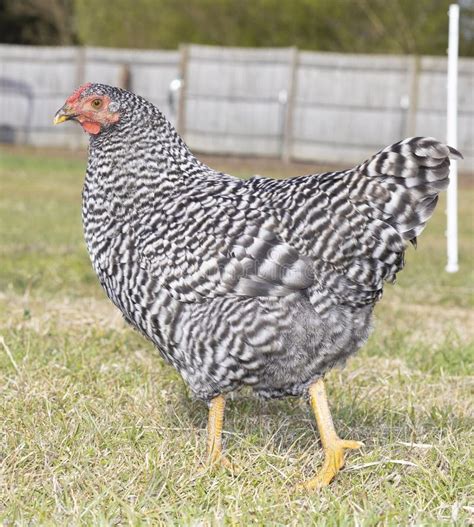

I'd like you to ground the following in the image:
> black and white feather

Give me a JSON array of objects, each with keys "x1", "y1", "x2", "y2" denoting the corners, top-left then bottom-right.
[{"x1": 80, "y1": 84, "x2": 461, "y2": 400}]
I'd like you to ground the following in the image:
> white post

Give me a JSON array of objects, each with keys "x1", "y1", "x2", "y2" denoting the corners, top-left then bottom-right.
[{"x1": 446, "y1": 3, "x2": 459, "y2": 273}]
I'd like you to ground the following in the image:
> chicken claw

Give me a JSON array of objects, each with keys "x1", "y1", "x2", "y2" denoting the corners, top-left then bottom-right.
[{"x1": 297, "y1": 379, "x2": 363, "y2": 490}]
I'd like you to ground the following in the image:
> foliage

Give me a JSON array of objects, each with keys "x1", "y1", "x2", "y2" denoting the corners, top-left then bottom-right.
[
  {"x1": 0, "y1": 0, "x2": 76, "y2": 45},
  {"x1": 74, "y1": 0, "x2": 474, "y2": 55},
  {"x1": 1, "y1": 0, "x2": 474, "y2": 55}
]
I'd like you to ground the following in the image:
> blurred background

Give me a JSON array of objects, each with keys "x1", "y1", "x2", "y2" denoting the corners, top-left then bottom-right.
[{"x1": 0, "y1": 0, "x2": 473, "y2": 165}]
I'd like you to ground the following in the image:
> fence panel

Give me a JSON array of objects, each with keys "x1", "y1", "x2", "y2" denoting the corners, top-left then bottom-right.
[
  {"x1": 414, "y1": 56, "x2": 474, "y2": 164},
  {"x1": 291, "y1": 52, "x2": 414, "y2": 165},
  {"x1": 0, "y1": 45, "x2": 180, "y2": 147},
  {"x1": 0, "y1": 45, "x2": 79, "y2": 145},
  {"x1": 85, "y1": 47, "x2": 180, "y2": 122},
  {"x1": 183, "y1": 45, "x2": 295, "y2": 157},
  {"x1": 0, "y1": 44, "x2": 473, "y2": 167}
]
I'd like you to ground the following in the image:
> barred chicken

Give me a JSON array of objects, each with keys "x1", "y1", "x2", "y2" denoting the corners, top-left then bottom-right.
[{"x1": 54, "y1": 83, "x2": 461, "y2": 488}]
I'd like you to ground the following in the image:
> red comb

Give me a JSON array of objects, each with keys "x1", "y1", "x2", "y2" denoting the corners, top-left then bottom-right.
[{"x1": 66, "y1": 83, "x2": 93, "y2": 104}]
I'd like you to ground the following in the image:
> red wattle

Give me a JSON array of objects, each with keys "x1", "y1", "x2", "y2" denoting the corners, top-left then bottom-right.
[{"x1": 82, "y1": 121, "x2": 101, "y2": 134}]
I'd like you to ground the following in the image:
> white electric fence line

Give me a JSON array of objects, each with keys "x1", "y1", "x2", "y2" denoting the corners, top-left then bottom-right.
[{"x1": 446, "y1": 3, "x2": 459, "y2": 273}]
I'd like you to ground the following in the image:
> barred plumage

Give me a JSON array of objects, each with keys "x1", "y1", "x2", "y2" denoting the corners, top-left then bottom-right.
[{"x1": 58, "y1": 83, "x2": 461, "y2": 402}]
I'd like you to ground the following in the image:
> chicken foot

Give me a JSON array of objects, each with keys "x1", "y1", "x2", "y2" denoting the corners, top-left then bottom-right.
[
  {"x1": 299, "y1": 378, "x2": 363, "y2": 489},
  {"x1": 204, "y1": 394, "x2": 237, "y2": 472}
]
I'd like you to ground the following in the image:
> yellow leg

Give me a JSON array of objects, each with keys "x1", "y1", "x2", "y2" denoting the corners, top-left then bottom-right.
[
  {"x1": 299, "y1": 378, "x2": 363, "y2": 490},
  {"x1": 205, "y1": 395, "x2": 236, "y2": 472}
]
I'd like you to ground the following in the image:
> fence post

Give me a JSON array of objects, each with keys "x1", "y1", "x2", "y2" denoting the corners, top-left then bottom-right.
[
  {"x1": 118, "y1": 64, "x2": 132, "y2": 90},
  {"x1": 75, "y1": 46, "x2": 86, "y2": 87},
  {"x1": 177, "y1": 44, "x2": 189, "y2": 138},
  {"x1": 281, "y1": 47, "x2": 299, "y2": 162},
  {"x1": 406, "y1": 55, "x2": 420, "y2": 137}
]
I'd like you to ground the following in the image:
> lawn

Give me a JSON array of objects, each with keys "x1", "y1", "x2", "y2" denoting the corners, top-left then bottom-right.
[{"x1": 0, "y1": 147, "x2": 473, "y2": 526}]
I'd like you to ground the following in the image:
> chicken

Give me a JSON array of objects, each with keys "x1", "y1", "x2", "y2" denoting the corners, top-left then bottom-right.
[{"x1": 54, "y1": 83, "x2": 461, "y2": 489}]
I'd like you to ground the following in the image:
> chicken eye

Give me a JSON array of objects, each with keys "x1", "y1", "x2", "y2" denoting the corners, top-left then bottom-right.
[{"x1": 91, "y1": 99, "x2": 103, "y2": 109}]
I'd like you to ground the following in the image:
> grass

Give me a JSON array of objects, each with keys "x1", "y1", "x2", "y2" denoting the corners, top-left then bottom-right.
[{"x1": 0, "y1": 146, "x2": 473, "y2": 526}]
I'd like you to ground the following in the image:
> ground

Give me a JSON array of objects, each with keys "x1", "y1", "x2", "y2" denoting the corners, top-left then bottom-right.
[{"x1": 0, "y1": 147, "x2": 473, "y2": 526}]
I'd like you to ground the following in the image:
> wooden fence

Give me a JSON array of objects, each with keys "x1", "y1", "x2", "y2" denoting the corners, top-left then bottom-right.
[{"x1": 1, "y1": 44, "x2": 473, "y2": 167}]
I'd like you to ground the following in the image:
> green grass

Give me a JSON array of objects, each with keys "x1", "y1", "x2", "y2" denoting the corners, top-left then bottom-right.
[{"x1": 0, "y1": 147, "x2": 473, "y2": 526}]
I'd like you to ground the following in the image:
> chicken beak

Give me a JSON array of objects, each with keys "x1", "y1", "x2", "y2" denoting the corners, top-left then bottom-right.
[{"x1": 53, "y1": 106, "x2": 74, "y2": 125}]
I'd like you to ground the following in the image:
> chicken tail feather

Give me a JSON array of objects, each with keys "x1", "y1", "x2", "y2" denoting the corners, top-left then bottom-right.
[{"x1": 350, "y1": 137, "x2": 461, "y2": 244}]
